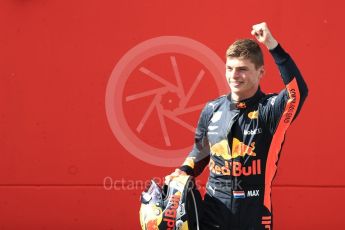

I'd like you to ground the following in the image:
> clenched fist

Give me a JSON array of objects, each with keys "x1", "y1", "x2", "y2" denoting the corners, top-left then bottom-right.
[{"x1": 251, "y1": 22, "x2": 278, "y2": 50}]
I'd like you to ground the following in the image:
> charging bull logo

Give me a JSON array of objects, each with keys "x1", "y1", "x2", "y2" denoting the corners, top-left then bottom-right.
[
  {"x1": 210, "y1": 138, "x2": 256, "y2": 160},
  {"x1": 210, "y1": 139, "x2": 231, "y2": 160},
  {"x1": 231, "y1": 138, "x2": 256, "y2": 158}
]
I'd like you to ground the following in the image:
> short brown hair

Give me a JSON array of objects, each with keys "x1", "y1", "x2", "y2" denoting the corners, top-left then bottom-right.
[{"x1": 226, "y1": 39, "x2": 264, "y2": 69}]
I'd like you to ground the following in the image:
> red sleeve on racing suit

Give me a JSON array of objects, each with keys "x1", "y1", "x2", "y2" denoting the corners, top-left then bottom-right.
[
  {"x1": 264, "y1": 44, "x2": 308, "y2": 134},
  {"x1": 263, "y1": 44, "x2": 308, "y2": 212}
]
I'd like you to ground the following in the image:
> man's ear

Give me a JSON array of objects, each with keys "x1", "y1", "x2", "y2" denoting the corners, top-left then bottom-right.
[{"x1": 259, "y1": 66, "x2": 265, "y2": 79}]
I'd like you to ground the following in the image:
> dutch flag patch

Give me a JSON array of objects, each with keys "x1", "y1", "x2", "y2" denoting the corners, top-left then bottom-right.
[{"x1": 233, "y1": 191, "x2": 245, "y2": 199}]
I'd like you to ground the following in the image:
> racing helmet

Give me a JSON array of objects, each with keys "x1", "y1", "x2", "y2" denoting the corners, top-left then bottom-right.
[{"x1": 139, "y1": 175, "x2": 201, "y2": 230}]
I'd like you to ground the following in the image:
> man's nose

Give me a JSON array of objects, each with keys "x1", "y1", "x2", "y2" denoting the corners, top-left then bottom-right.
[{"x1": 231, "y1": 70, "x2": 240, "y2": 79}]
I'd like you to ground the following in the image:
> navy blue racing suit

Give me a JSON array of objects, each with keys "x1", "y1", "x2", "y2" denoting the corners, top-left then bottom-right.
[{"x1": 180, "y1": 44, "x2": 308, "y2": 230}]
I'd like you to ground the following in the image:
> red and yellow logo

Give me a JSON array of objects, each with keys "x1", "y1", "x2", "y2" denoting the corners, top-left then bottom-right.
[
  {"x1": 210, "y1": 138, "x2": 256, "y2": 160},
  {"x1": 210, "y1": 140, "x2": 231, "y2": 160},
  {"x1": 209, "y1": 138, "x2": 260, "y2": 176},
  {"x1": 236, "y1": 102, "x2": 247, "y2": 109},
  {"x1": 231, "y1": 138, "x2": 256, "y2": 158},
  {"x1": 248, "y1": 110, "x2": 259, "y2": 119}
]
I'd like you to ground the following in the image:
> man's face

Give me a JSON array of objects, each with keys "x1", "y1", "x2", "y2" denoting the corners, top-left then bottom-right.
[{"x1": 225, "y1": 57, "x2": 264, "y2": 100}]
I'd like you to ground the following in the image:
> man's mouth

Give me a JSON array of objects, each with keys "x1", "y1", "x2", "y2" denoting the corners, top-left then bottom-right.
[{"x1": 230, "y1": 81, "x2": 243, "y2": 87}]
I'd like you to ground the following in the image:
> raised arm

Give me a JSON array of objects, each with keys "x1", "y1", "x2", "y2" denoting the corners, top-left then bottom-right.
[{"x1": 252, "y1": 22, "x2": 308, "y2": 133}]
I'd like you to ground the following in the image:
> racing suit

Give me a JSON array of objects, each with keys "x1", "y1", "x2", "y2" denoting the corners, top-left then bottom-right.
[{"x1": 180, "y1": 44, "x2": 308, "y2": 230}]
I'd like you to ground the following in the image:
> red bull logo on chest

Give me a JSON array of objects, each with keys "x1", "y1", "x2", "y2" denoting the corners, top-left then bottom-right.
[
  {"x1": 209, "y1": 159, "x2": 262, "y2": 176},
  {"x1": 210, "y1": 138, "x2": 257, "y2": 160},
  {"x1": 231, "y1": 138, "x2": 256, "y2": 158}
]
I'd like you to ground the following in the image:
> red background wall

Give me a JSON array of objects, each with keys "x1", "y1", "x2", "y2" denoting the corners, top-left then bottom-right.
[{"x1": 1, "y1": 0, "x2": 344, "y2": 229}]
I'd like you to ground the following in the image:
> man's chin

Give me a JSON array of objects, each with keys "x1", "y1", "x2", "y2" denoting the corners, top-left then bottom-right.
[{"x1": 230, "y1": 87, "x2": 242, "y2": 93}]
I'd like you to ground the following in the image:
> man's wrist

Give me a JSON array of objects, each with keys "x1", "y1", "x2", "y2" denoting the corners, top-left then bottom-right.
[
  {"x1": 265, "y1": 37, "x2": 278, "y2": 50},
  {"x1": 269, "y1": 43, "x2": 289, "y2": 65},
  {"x1": 179, "y1": 165, "x2": 194, "y2": 176}
]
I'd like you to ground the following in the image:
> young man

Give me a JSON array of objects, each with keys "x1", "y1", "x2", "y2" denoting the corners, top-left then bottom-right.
[{"x1": 165, "y1": 22, "x2": 308, "y2": 229}]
